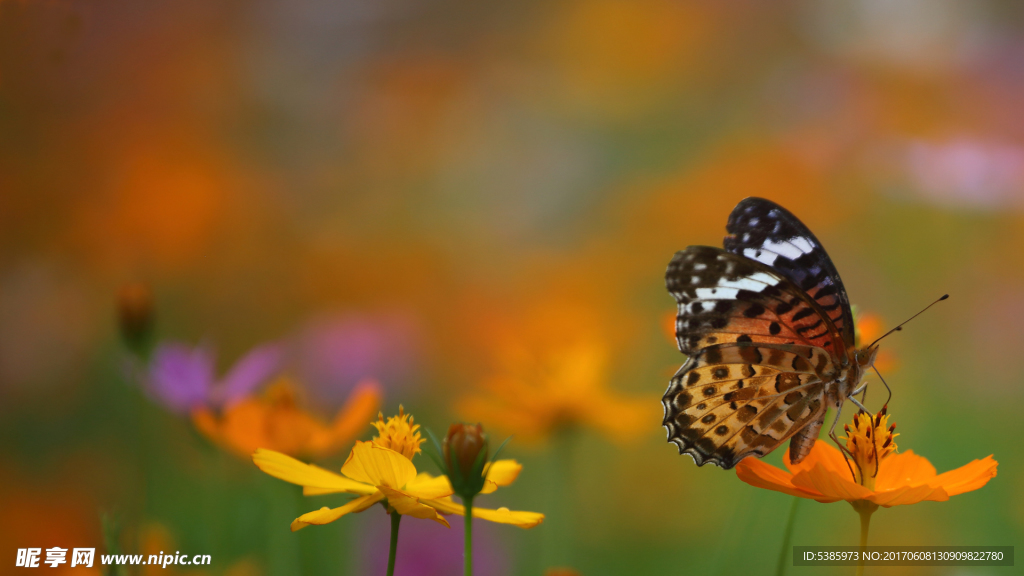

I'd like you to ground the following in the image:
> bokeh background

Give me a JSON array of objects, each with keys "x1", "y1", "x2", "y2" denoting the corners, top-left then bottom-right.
[{"x1": 1, "y1": 0, "x2": 1022, "y2": 574}]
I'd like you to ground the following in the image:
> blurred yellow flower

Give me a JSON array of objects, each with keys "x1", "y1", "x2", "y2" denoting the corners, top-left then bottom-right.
[
  {"x1": 192, "y1": 378, "x2": 380, "y2": 459},
  {"x1": 252, "y1": 410, "x2": 544, "y2": 531},
  {"x1": 457, "y1": 341, "x2": 658, "y2": 444}
]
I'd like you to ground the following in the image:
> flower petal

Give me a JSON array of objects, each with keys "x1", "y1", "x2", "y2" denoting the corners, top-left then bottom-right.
[
  {"x1": 422, "y1": 497, "x2": 544, "y2": 528},
  {"x1": 874, "y1": 450, "x2": 937, "y2": 491},
  {"x1": 929, "y1": 456, "x2": 998, "y2": 496},
  {"x1": 736, "y1": 458, "x2": 827, "y2": 500},
  {"x1": 341, "y1": 441, "x2": 418, "y2": 489},
  {"x1": 785, "y1": 440, "x2": 849, "y2": 476},
  {"x1": 291, "y1": 493, "x2": 383, "y2": 531},
  {"x1": 377, "y1": 486, "x2": 450, "y2": 527},
  {"x1": 403, "y1": 473, "x2": 454, "y2": 499},
  {"x1": 252, "y1": 448, "x2": 376, "y2": 495},
  {"x1": 480, "y1": 459, "x2": 522, "y2": 494},
  {"x1": 867, "y1": 484, "x2": 948, "y2": 507},
  {"x1": 791, "y1": 463, "x2": 873, "y2": 502}
]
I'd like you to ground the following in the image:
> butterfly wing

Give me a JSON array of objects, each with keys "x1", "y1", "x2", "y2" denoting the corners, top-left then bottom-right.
[
  {"x1": 667, "y1": 246, "x2": 847, "y2": 356},
  {"x1": 662, "y1": 246, "x2": 843, "y2": 468},
  {"x1": 724, "y1": 197, "x2": 855, "y2": 350},
  {"x1": 662, "y1": 343, "x2": 828, "y2": 468}
]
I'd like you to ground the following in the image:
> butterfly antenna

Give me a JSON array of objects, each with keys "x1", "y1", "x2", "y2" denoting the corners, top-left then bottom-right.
[
  {"x1": 868, "y1": 294, "x2": 949, "y2": 348},
  {"x1": 872, "y1": 366, "x2": 893, "y2": 408}
]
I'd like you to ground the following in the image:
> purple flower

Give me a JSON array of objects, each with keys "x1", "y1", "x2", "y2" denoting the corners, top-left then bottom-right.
[
  {"x1": 146, "y1": 341, "x2": 281, "y2": 414},
  {"x1": 292, "y1": 311, "x2": 419, "y2": 408},
  {"x1": 356, "y1": 511, "x2": 510, "y2": 576}
]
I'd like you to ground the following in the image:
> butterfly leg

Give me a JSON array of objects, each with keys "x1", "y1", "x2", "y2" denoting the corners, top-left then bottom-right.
[
  {"x1": 850, "y1": 381, "x2": 868, "y2": 405},
  {"x1": 848, "y1": 395, "x2": 870, "y2": 415},
  {"x1": 826, "y1": 400, "x2": 860, "y2": 483}
]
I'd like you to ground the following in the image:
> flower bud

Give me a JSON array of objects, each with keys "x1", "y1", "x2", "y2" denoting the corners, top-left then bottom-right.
[
  {"x1": 443, "y1": 422, "x2": 488, "y2": 498},
  {"x1": 117, "y1": 282, "x2": 154, "y2": 354}
]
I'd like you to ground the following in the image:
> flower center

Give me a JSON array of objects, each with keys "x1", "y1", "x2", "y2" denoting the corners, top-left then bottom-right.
[
  {"x1": 371, "y1": 405, "x2": 424, "y2": 460},
  {"x1": 842, "y1": 405, "x2": 899, "y2": 490}
]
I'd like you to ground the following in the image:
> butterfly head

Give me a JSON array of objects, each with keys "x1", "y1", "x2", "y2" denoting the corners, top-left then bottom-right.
[{"x1": 854, "y1": 345, "x2": 879, "y2": 369}]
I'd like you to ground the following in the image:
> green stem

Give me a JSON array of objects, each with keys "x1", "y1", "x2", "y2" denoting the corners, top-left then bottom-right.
[
  {"x1": 386, "y1": 512, "x2": 402, "y2": 576},
  {"x1": 774, "y1": 497, "x2": 801, "y2": 576},
  {"x1": 464, "y1": 496, "x2": 474, "y2": 576},
  {"x1": 851, "y1": 500, "x2": 877, "y2": 576}
]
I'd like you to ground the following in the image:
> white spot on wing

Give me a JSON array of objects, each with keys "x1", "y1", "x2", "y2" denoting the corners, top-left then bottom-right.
[
  {"x1": 749, "y1": 272, "x2": 780, "y2": 286},
  {"x1": 717, "y1": 276, "x2": 771, "y2": 291},
  {"x1": 790, "y1": 236, "x2": 815, "y2": 254},
  {"x1": 693, "y1": 263, "x2": 707, "y2": 271},
  {"x1": 696, "y1": 287, "x2": 738, "y2": 300},
  {"x1": 744, "y1": 247, "x2": 778, "y2": 266},
  {"x1": 761, "y1": 239, "x2": 803, "y2": 260}
]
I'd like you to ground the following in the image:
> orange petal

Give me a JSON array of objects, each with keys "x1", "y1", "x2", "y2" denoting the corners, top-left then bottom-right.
[
  {"x1": 867, "y1": 484, "x2": 948, "y2": 507},
  {"x1": 785, "y1": 440, "x2": 849, "y2": 476},
  {"x1": 875, "y1": 450, "x2": 936, "y2": 491},
  {"x1": 307, "y1": 380, "x2": 381, "y2": 457},
  {"x1": 735, "y1": 458, "x2": 824, "y2": 500},
  {"x1": 929, "y1": 456, "x2": 998, "y2": 496},
  {"x1": 791, "y1": 463, "x2": 872, "y2": 502}
]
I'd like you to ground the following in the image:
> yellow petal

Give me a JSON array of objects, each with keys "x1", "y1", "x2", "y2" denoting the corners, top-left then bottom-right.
[
  {"x1": 377, "y1": 486, "x2": 450, "y2": 527},
  {"x1": 481, "y1": 460, "x2": 522, "y2": 493},
  {"x1": 421, "y1": 498, "x2": 544, "y2": 529},
  {"x1": 253, "y1": 448, "x2": 376, "y2": 495},
  {"x1": 403, "y1": 472, "x2": 454, "y2": 499},
  {"x1": 341, "y1": 441, "x2": 417, "y2": 489},
  {"x1": 290, "y1": 493, "x2": 383, "y2": 531}
]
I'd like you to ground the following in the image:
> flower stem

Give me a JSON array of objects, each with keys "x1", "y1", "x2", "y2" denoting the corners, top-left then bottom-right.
[
  {"x1": 774, "y1": 496, "x2": 801, "y2": 576},
  {"x1": 464, "y1": 496, "x2": 474, "y2": 576},
  {"x1": 386, "y1": 512, "x2": 402, "y2": 576},
  {"x1": 851, "y1": 500, "x2": 878, "y2": 576}
]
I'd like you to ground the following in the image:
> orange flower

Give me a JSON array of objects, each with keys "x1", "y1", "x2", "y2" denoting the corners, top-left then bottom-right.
[
  {"x1": 456, "y1": 340, "x2": 658, "y2": 444},
  {"x1": 854, "y1": 312, "x2": 897, "y2": 373},
  {"x1": 193, "y1": 377, "x2": 381, "y2": 459},
  {"x1": 736, "y1": 409, "x2": 997, "y2": 507}
]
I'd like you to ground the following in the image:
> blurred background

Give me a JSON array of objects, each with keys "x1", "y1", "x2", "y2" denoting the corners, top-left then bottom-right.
[{"x1": 1, "y1": 0, "x2": 1022, "y2": 574}]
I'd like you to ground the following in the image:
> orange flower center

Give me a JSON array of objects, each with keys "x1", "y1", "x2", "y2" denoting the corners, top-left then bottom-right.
[{"x1": 842, "y1": 406, "x2": 899, "y2": 490}]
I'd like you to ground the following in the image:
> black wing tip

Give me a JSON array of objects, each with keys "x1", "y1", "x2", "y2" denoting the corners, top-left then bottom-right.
[{"x1": 665, "y1": 434, "x2": 739, "y2": 469}]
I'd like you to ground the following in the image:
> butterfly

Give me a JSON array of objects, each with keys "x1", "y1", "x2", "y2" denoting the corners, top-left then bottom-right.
[{"x1": 662, "y1": 197, "x2": 880, "y2": 469}]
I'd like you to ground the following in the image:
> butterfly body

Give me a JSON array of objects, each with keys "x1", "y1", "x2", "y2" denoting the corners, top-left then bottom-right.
[{"x1": 662, "y1": 198, "x2": 877, "y2": 469}]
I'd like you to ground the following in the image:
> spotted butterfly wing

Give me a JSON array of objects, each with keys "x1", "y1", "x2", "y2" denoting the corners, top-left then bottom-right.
[{"x1": 662, "y1": 198, "x2": 853, "y2": 469}]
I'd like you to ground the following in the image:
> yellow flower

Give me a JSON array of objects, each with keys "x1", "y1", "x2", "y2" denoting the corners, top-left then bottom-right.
[
  {"x1": 457, "y1": 341, "x2": 658, "y2": 444},
  {"x1": 370, "y1": 406, "x2": 422, "y2": 460},
  {"x1": 252, "y1": 411, "x2": 544, "y2": 531},
  {"x1": 193, "y1": 378, "x2": 381, "y2": 459}
]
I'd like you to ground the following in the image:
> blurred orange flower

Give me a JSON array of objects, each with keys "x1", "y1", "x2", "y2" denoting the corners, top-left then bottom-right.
[
  {"x1": 736, "y1": 408, "x2": 997, "y2": 507},
  {"x1": 192, "y1": 377, "x2": 380, "y2": 459},
  {"x1": 457, "y1": 340, "x2": 658, "y2": 445},
  {"x1": 854, "y1": 312, "x2": 897, "y2": 373}
]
